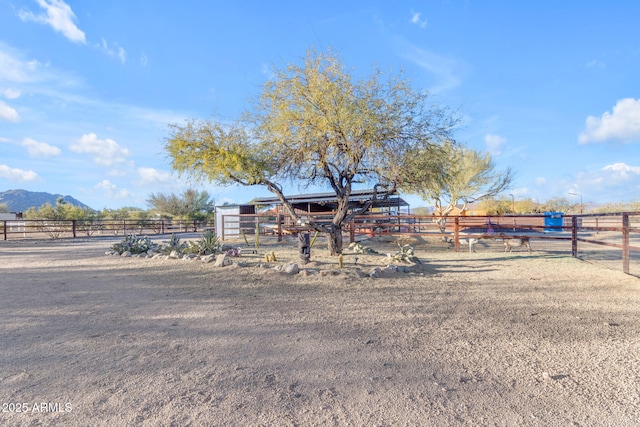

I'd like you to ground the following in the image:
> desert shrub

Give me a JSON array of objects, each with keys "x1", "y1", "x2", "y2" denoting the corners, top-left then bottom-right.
[
  {"x1": 159, "y1": 233, "x2": 187, "y2": 255},
  {"x1": 111, "y1": 234, "x2": 157, "y2": 255},
  {"x1": 391, "y1": 244, "x2": 420, "y2": 263},
  {"x1": 184, "y1": 230, "x2": 220, "y2": 255},
  {"x1": 226, "y1": 247, "x2": 242, "y2": 257}
]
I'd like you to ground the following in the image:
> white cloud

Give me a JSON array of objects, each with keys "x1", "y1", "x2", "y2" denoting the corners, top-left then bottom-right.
[
  {"x1": 94, "y1": 180, "x2": 133, "y2": 199},
  {"x1": 0, "y1": 164, "x2": 38, "y2": 182},
  {"x1": 140, "y1": 52, "x2": 148, "y2": 67},
  {"x1": 2, "y1": 88, "x2": 21, "y2": 99},
  {"x1": 0, "y1": 101, "x2": 19, "y2": 122},
  {"x1": 137, "y1": 167, "x2": 174, "y2": 186},
  {"x1": 0, "y1": 43, "x2": 73, "y2": 87},
  {"x1": 398, "y1": 43, "x2": 463, "y2": 93},
  {"x1": 568, "y1": 162, "x2": 640, "y2": 202},
  {"x1": 21, "y1": 137, "x2": 61, "y2": 158},
  {"x1": 484, "y1": 133, "x2": 506, "y2": 155},
  {"x1": 97, "y1": 38, "x2": 127, "y2": 64},
  {"x1": 579, "y1": 98, "x2": 640, "y2": 144},
  {"x1": 601, "y1": 162, "x2": 640, "y2": 181},
  {"x1": 18, "y1": 0, "x2": 86, "y2": 44},
  {"x1": 410, "y1": 11, "x2": 427, "y2": 28},
  {"x1": 586, "y1": 59, "x2": 605, "y2": 69},
  {"x1": 69, "y1": 133, "x2": 131, "y2": 166},
  {"x1": 535, "y1": 177, "x2": 547, "y2": 186}
]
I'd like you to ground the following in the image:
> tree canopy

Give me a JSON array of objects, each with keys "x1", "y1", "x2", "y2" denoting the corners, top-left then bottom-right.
[
  {"x1": 147, "y1": 189, "x2": 215, "y2": 220},
  {"x1": 165, "y1": 48, "x2": 459, "y2": 254}
]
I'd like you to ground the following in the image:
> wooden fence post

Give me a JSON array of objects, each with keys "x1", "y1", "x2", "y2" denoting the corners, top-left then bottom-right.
[
  {"x1": 277, "y1": 212, "x2": 282, "y2": 242},
  {"x1": 72, "y1": 220, "x2": 77, "y2": 238},
  {"x1": 571, "y1": 216, "x2": 578, "y2": 258},
  {"x1": 349, "y1": 219, "x2": 355, "y2": 243},
  {"x1": 454, "y1": 216, "x2": 460, "y2": 252},
  {"x1": 622, "y1": 213, "x2": 630, "y2": 275},
  {"x1": 3, "y1": 221, "x2": 6, "y2": 241}
]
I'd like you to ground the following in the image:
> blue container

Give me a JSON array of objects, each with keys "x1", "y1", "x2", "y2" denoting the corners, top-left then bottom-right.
[{"x1": 544, "y1": 211, "x2": 564, "y2": 233}]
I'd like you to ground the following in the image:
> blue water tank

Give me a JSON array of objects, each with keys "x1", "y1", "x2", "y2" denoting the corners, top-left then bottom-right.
[{"x1": 544, "y1": 211, "x2": 564, "y2": 232}]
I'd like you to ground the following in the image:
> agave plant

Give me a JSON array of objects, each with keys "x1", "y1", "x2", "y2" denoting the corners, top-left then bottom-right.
[
  {"x1": 185, "y1": 230, "x2": 220, "y2": 255},
  {"x1": 160, "y1": 233, "x2": 187, "y2": 255}
]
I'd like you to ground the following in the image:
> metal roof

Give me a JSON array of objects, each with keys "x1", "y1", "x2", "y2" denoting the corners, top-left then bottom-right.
[{"x1": 250, "y1": 189, "x2": 409, "y2": 207}]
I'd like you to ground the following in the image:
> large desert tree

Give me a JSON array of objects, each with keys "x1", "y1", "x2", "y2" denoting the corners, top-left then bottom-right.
[
  {"x1": 165, "y1": 49, "x2": 458, "y2": 254},
  {"x1": 147, "y1": 189, "x2": 215, "y2": 220}
]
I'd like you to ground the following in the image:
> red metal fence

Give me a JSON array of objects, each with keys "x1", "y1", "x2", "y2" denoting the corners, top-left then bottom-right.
[
  {"x1": 2, "y1": 213, "x2": 639, "y2": 276},
  {"x1": 220, "y1": 211, "x2": 640, "y2": 276}
]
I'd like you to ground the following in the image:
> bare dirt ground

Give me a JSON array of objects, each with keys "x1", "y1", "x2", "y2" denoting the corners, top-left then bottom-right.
[{"x1": 1, "y1": 235, "x2": 639, "y2": 426}]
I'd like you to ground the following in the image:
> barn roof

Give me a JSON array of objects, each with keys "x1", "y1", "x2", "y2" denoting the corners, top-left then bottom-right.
[{"x1": 250, "y1": 189, "x2": 409, "y2": 209}]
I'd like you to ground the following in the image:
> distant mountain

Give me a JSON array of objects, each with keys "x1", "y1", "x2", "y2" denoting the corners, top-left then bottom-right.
[{"x1": 0, "y1": 189, "x2": 93, "y2": 213}]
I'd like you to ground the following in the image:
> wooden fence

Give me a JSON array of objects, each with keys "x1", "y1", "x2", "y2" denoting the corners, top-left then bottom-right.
[
  {"x1": 220, "y1": 212, "x2": 640, "y2": 276},
  {"x1": 3, "y1": 213, "x2": 639, "y2": 276},
  {"x1": 1, "y1": 219, "x2": 211, "y2": 240}
]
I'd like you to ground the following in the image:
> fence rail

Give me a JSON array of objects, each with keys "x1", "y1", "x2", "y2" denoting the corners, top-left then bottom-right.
[
  {"x1": 3, "y1": 213, "x2": 640, "y2": 276},
  {"x1": 220, "y1": 212, "x2": 640, "y2": 276},
  {"x1": 1, "y1": 219, "x2": 211, "y2": 241}
]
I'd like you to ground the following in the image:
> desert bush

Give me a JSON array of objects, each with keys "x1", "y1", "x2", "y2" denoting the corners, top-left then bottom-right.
[
  {"x1": 159, "y1": 233, "x2": 187, "y2": 255},
  {"x1": 111, "y1": 234, "x2": 157, "y2": 255},
  {"x1": 391, "y1": 244, "x2": 420, "y2": 263},
  {"x1": 184, "y1": 230, "x2": 220, "y2": 255}
]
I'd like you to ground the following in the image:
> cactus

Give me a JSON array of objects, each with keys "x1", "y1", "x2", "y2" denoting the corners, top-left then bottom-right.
[{"x1": 310, "y1": 231, "x2": 319, "y2": 248}]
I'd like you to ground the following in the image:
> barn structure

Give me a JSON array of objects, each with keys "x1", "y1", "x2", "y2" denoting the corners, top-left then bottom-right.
[{"x1": 215, "y1": 189, "x2": 410, "y2": 238}]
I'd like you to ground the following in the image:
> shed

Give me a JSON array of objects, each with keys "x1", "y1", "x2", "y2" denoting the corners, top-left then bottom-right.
[{"x1": 214, "y1": 204, "x2": 256, "y2": 237}]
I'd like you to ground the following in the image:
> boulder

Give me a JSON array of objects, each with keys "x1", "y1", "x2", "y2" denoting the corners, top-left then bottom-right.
[
  {"x1": 201, "y1": 254, "x2": 216, "y2": 263},
  {"x1": 284, "y1": 263, "x2": 299, "y2": 275},
  {"x1": 214, "y1": 253, "x2": 232, "y2": 267}
]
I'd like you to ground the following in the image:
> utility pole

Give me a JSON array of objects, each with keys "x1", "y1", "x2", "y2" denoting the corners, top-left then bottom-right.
[{"x1": 568, "y1": 192, "x2": 583, "y2": 214}]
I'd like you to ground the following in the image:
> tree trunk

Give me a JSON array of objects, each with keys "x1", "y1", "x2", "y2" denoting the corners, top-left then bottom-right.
[{"x1": 327, "y1": 224, "x2": 343, "y2": 256}]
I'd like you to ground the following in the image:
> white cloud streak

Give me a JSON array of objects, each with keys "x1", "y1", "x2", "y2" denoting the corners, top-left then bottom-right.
[
  {"x1": 69, "y1": 133, "x2": 131, "y2": 166},
  {"x1": 0, "y1": 164, "x2": 39, "y2": 182},
  {"x1": 398, "y1": 43, "x2": 463, "y2": 93},
  {"x1": 21, "y1": 137, "x2": 61, "y2": 158},
  {"x1": 94, "y1": 179, "x2": 133, "y2": 199},
  {"x1": 0, "y1": 100, "x2": 20, "y2": 122},
  {"x1": 2, "y1": 88, "x2": 21, "y2": 99},
  {"x1": 137, "y1": 167, "x2": 174, "y2": 186},
  {"x1": 484, "y1": 134, "x2": 506, "y2": 155},
  {"x1": 579, "y1": 98, "x2": 640, "y2": 144},
  {"x1": 97, "y1": 39, "x2": 127, "y2": 64},
  {"x1": 410, "y1": 11, "x2": 427, "y2": 29},
  {"x1": 18, "y1": 0, "x2": 86, "y2": 44}
]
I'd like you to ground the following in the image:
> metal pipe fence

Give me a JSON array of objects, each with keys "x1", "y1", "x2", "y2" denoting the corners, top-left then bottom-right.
[{"x1": 220, "y1": 212, "x2": 640, "y2": 276}]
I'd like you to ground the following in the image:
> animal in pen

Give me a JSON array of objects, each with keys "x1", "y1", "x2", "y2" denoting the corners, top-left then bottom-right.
[{"x1": 501, "y1": 235, "x2": 532, "y2": 253}]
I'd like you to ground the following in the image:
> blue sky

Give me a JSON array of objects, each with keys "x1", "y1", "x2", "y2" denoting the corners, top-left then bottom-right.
[{"x1": 1, "y1": 0, "x2": 639, "y2": 211}]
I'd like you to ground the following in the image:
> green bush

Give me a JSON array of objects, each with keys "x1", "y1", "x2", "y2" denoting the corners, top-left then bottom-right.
[
  {"x1": 184, "y1": 230, "x2": 220, "y2": 255},
  {"x1": 159, "y1": 233, "x2": 187, "y2": 254},
  {"x1": 111, "y1": 234, "x2": 157, "y2": 255}
]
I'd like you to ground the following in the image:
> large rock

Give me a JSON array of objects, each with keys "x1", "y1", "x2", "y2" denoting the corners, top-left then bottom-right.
[
  {"x1": 283, "y1": 263, "x2": 299, "y2": 275},
  {"x1": 201, "y1": 254, "x2": 216, "y2": 263},
  {"x1": 214, "y1": 253, "x2": 232, "y2": 267}
]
